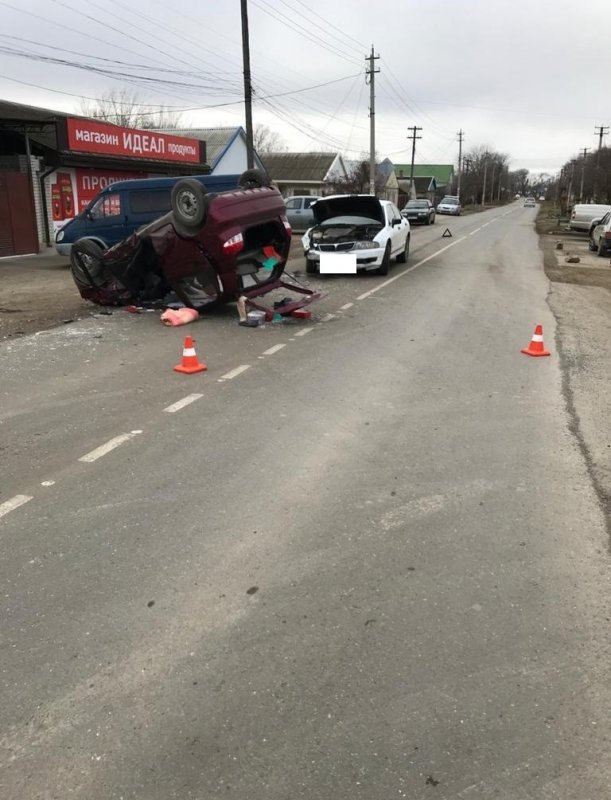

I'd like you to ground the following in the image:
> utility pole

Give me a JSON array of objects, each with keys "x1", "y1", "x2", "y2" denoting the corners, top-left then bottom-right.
[
  {"x1": 456, "y1": 129, "x2": 464, "y2": 198},
  {"x1": 595, "y1": 124, "x2": 609, "y2": 164},
  {"x1": 490, "y1": 161, "x2": 496, "y2": 205},
  {"x1": 240, "y1": 0, "x2": 254, "y2": 169},
  {"x1": 567, "y1": 159, "x2": 576, "y2": 208},
  {"x1": 481, "y1": 152, "x2": 488, "y2": 206},
  {"x1": 366, "y1": 46, "x2": 380, "y2": 195},
  {"x1": 593, "y1": 125, "x2": 608, "y2": 201},
  {"x1": 579, "y1": 147, "x2": 590, "y2": 201},
  {"x1": 407, "y1": 125, "x2": 422, "y2": 199}
]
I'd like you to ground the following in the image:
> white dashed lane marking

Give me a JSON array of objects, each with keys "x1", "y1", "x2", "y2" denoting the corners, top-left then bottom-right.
[
  {"x1": 218, "y1": 364, "x2": 251, "y2": 381},
  {"x1": 79, "y1": 431, "x2": 143, "y2": 463},
  {"x1": 339, "y1": 303, "x2": 354, "y2": 311},
  {"x1": 356, "y1": 235, "x2": 468, "y2": 301},
  {"x1": 262, "y1": 344, "x2": 286, "y2": 356},
  {"x1": 164, "y1": 394, "x2": 204, "y2": 413},
  {"x1": 321, "y1": 313, "x2": 336, "y2": 322},
  {"x1": 295, "y1": 327, "x2": 314, "y2": 337},
  {"x1": 0, "y1": 495, "x2": 33, "y2": 520}
]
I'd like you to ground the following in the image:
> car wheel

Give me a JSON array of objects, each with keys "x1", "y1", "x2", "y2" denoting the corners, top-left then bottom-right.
[
  {"x1": 171, "y1": 179, "x2": 209, "y2": 231},
  {"x1": 70, "y1": 239, "x2": 109, "y2": 289},
  {"x1": 425, "y1": 216, "x2": 431, "y2": 225},
  {"x1": 597, "y1": 238, "x2": 608, "y2": 257},
  {"x1": 237, "y1": 169, "x2": 271, "y2": 190},
  {"x1": 588, "y1": 236, "x2": 597, "y2": 251},
  {"x1": 395, "y1": 235, "x2": 409, "y2": 264},
  {"x1": 430, "y1": 213, "x2": 435, "y2": 224},
  {"x1": 305, "y1": 258, "x2": 318, "y2": 275},
  {"x1": 376, "y1": 242, "x2": 391, "y2": 275}
]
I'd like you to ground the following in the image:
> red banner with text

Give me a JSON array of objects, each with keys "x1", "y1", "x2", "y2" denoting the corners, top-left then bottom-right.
[{"x1": 65, "y1": 118, "x2": 204, "y2": 164}]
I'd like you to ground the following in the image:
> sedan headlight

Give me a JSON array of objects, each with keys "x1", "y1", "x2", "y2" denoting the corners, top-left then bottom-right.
[
  {"x1": 353, "y1": 241, "x2": 377, "y2": 250},
  {"x1": 56, "y1": 229, "x2": 65, "y2": 242}
]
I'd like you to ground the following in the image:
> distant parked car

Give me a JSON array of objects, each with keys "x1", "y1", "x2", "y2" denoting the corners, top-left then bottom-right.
[
  {"x1": 284, "y1": 195, "x2": 321, "y2": 232},
  {"x1": 436, "y1": 196, "x2": 462, "y2": 215},
  {"x1": 588, "y1": 211, "x2": 611, "y2": 255},
  {"x1": 524, "y1": 196, "x2": 536, "y2": 207},
  {"x1": 401, "y1": 198, "x2": 435, "y2": 225},
  {"x1": 569, "y1": 203, "x2": 611, "y2": 232}
]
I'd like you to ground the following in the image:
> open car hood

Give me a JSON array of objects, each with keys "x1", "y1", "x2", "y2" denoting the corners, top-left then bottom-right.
[{"x1": 311, "y1": 195, "x2": 385, "y2": 225}]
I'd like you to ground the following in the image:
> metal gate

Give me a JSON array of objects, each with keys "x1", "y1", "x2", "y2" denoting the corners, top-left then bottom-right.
[{"x1": 0, "y1": 172, "x2": 39, "y2": 257}]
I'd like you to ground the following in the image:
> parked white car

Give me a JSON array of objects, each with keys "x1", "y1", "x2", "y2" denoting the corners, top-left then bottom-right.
[
  {"x1": 569, "y1": 203, "x2": 611, "y2": 232},
  {"x1": 302, "y1": 195, "x2": 410, "y2": 276},
  {"x1": 588, "y1": 211, "x2": 611, "y2": 256}
]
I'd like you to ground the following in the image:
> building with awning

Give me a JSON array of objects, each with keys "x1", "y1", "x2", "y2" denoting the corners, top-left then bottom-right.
[{"x1": 0, "y1": 100, "x2": 210, "y2": 256}]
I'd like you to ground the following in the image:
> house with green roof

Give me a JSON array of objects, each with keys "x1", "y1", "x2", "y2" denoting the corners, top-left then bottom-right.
[{"x1": 392, "y1": 163, "x2": 455, "y2": 206}]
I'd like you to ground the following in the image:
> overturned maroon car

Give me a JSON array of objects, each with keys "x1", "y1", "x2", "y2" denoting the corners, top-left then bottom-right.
[{"x1": 69, "y1": 170, "x2": 321, "y2": 318}]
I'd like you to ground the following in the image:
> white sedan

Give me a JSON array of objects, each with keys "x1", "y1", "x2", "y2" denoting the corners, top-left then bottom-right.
[{"x1": 302, "y1": 195, "x2": 410, "y2": 276}]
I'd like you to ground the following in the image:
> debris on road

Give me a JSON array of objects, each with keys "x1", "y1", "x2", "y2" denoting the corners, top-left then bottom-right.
[{"x1": 160, "y1": 308, "x2": 200, "y2": 326}]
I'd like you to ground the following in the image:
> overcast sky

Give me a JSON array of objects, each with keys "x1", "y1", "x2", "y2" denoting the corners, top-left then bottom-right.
[{"x1": 0, "y1": 0, "x2": 608, "y2": 175}]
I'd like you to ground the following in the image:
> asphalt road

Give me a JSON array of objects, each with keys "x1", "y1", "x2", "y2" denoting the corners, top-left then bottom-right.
[{"x1": 1, "y1": 203, "x2": 610, "y2": 799}]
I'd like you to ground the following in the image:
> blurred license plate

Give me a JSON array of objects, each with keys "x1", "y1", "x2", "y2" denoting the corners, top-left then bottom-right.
[{"x1": 319, "y1": 252, "x2": 357, "y2": 274}]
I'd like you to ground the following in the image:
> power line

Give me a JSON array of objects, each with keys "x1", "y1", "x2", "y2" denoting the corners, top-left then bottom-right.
[{"x1": 248, "y1": 0, "x2": 362, "y2": 67}]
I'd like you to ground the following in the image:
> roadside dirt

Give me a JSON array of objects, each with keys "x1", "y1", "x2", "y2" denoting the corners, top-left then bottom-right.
[
  {"x1": 0, "y1": 253, "x2": 92, "y2": 342},
  {"x1": 537, "y1": 207, "x2": 611, "y2": 291}
]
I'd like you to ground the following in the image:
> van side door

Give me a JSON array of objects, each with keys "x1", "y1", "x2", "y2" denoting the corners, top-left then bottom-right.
[{"x1": 127, "y1": 188, "x2": 172, "y2": 232}]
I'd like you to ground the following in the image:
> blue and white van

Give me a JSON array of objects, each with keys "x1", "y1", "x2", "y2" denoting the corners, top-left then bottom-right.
[{"x1": 55, "y1": 173, "x2": 240, "y2": 255}]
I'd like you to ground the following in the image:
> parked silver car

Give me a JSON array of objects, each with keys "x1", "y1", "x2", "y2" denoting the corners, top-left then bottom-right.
[
  {"x1": 284, "y1": 195, "x2": 321, "y2": 232},
  {"x1": 436, "y1": 195, "x2": 462, "y2": 215},
  {"x1": 588, "y1": 211, "x2": 611, "y2": 256}
]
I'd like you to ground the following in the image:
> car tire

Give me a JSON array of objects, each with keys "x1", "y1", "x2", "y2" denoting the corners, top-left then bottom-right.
[
  {"x1": 425, "y1": 216, "x2": 431, "y2": 225},
  {"x1": 597, "y1": 238, "x2": 607, "y2": 257},
  {"x1": 305, "y1": 258, "x2": 318, "y2": 275},
  {"x1": 431, "y1": 213, "x2": 435, "y2": 224},
  {"x1": 376, "y1": 242, "x2": 391, "y2": 275},
  {"x1": 588, "y1": 236, "x2": 597, "y2": 251},
  {"x1": 237, "y1": 169, "x2": 271, "y2": 190},
  {"x1": 171, "y1": 179, "x2": 209, "y2": 231},
  {"x1": 396, "y1": 235, "x2": 409, "y2": 264},
  {"x1": 70, "y1": 239, "x2": 109, "y2": 289}
]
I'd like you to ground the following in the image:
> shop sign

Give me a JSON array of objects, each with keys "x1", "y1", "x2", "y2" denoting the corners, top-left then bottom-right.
[
  {"x1": 75, "y1": 168, "x2": 147, "y2": 211},
  {"x1": 65, "y1": 118, "x2": 204, "y2": 163}
]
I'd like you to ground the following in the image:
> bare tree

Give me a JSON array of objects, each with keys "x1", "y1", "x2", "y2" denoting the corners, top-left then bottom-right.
[
  {"x1": 80, "y1": 88, "x2": 183, "y2": 130},
  {"x1": 460, "y1": 145, "x2": 511, "y2": 205},
  {"x1": 253, "y1": 125, "x2": 287, "y2": 155}
]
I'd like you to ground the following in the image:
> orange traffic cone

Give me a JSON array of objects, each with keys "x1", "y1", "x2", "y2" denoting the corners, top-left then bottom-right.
[
  {"x1": 521, "y1": 324, "x2": 550, "y2": 357},
  {"x1": 174, "y1": 336, "x2": 207, "y2": 373}
]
